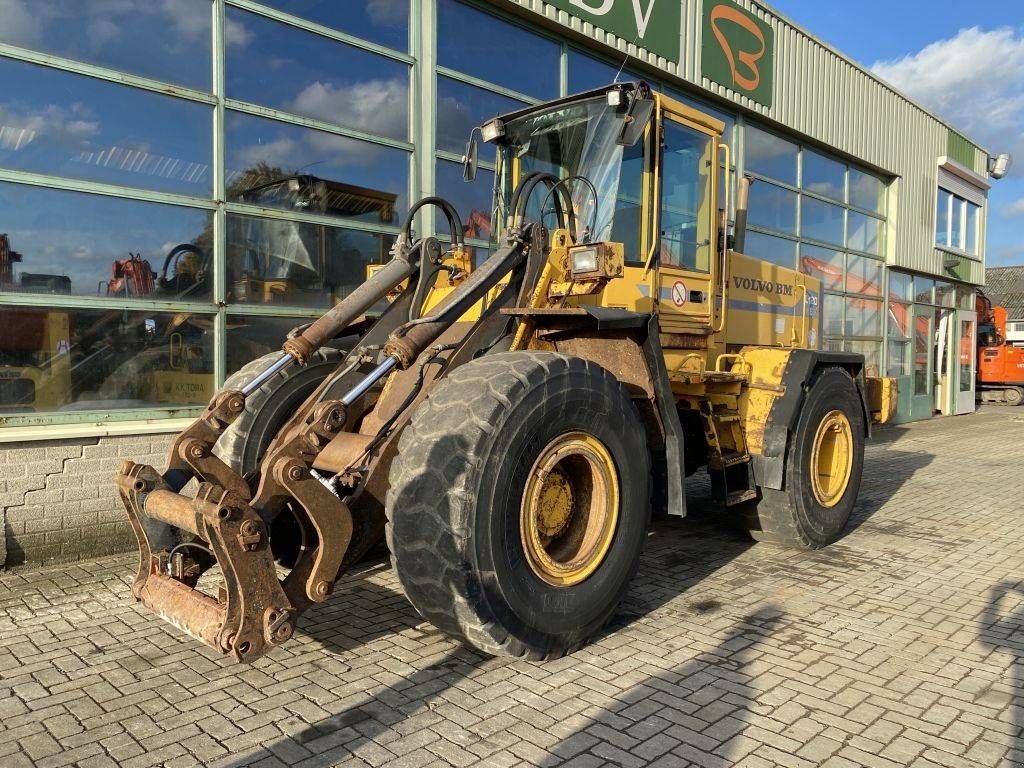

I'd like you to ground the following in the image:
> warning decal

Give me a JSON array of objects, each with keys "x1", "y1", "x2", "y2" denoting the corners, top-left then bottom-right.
[{"x1": 670, "y1": 281, "x2": 687, "y2": 307}]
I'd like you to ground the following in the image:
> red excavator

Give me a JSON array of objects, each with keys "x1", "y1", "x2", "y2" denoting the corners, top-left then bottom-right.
[{"x1": 977, "y1": 291, "x2": 1024, "y2": 406}]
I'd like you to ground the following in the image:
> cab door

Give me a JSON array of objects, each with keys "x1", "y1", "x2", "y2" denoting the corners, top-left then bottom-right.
[{"x1": 655, "y1": 113, "x2": 718, "y2": 336}]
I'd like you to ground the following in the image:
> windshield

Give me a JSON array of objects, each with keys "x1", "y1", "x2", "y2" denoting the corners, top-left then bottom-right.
[{"x1": 498, "y1": 97, "x2": 645, "y2": 258}]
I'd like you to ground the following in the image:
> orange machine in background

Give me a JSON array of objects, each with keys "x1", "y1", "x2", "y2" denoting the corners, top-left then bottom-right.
[{"x1": 977, "y1": 291, "x2": 1024, "y2": 406}]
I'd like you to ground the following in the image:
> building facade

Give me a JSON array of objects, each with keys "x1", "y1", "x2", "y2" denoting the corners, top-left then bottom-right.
[{"x1": 0, "y1": 0, "x2": 999, "y2": 565}]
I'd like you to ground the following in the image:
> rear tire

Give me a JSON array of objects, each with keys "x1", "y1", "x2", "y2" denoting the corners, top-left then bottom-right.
[
  {"x1": 386, "y1": 352, "x2": 651, "y2": 659},
  {"x1": 742, "y1": 367, "x2": 865, "y2": 549}
]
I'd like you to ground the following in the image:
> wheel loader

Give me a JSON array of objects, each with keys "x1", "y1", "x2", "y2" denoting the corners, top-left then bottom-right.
[{"x1": 116, "y1": 83, "x2": 895, "y2": 662}]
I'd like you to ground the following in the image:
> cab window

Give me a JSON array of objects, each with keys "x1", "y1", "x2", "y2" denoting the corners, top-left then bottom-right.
[{"x1": 660, "y1": 121, "x2": 713, "y2": 271}]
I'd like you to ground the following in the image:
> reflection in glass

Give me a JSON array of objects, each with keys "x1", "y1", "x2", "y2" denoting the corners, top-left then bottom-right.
[
  {"x1": 745, "y1": 124, "x2": 798, "y2": 185},
  {"x1": 0, "y1": 307, "x2": 214, "y2": 413},
  {"x1": 821, "y1": 292, "x2": 843, "y2": 337},
  {"x1": 799, "y1": 244, "x2": 844, "y2": 290},
  {"x1": 845, "y1": 255, "x2": 882, "y2": 297},
  {"x1": 226, "y1": 8, "x2": 409, "y2": 141},
  {"x1": 256, "y1": 0, "x2": 409, "y2": 51},
  {"x1": 226, "y1": 213, "x2": 394, "y2": 308},
  {"x1": 660, "y1": 122, "x2": 713, "y2": 271},
  {"x1": 966, "y1": 202, "x2": 979, "y2": 254},
  {"x1": 801, "y1": 196, "x2": 844, "y2": 246},
  {"x1": 225, "y1": 111, "x2": 409, "y2": 219},
  {"x1": 849, "y1": 168, "x2": 884, "y2": 212},
  {"x1": 847, "y1": 340, "x2": 881, "y2": 377},
  {"x1": 914, "y1": 312, "x2": 930, "y2": 395},
  {"x1": 437, "y1": 0, "x2": 559, "y2": 98},
  {"x1": 950, "y1": 196, "x2": 966, "y2": 250},
  {"x1": 744, "y1": 231, "x2": 796, "y2": 268},
  {"x1": 436, "y1": 78, "x2": 525, "y2": 154},
  {"x1": 227, "y1": 315, "x2": 346, "y2": 376},
  {"x1": 664, "y1": 88, "x2": 737, "y2": 147},
  {"x1": 888, "y1": 339, "x2": 911, "y2": 377},
  {"x1": 935, "y1": 188, "x2": 951, "y2": 246},
  {"x1": 934, "y1": 280, "x2": 955, "y2": 308},
  {"x1": 747, "y1": 182, "x2": 797, "y2": 235},
  {"x1": 0, "y1": 58, "x2": 212, "y2": 195},
  {"x1": 888, "y1": 270, "x2": 912, "y2": 303},
  {"x1": 0, "y1": 0, "x2": 212, "y2": 90},
  {"x1": 435, "y1": 160, "x2": 494, "y2": 242},
  {"x1": 847, "y1": 211, "x2": 881, "y2": 254},
  {"x1": 914, "y1": 277, "x2": 934, "y2": 304},
  {"x1": 802, "y1": 149, "x2": 845, "y2": 202},
  {"x1": 567, "y1": 51, "x2": 646, "y2": 96},
  {"x1": 0, "y1": 184, "x2": 212, "y2": 300},
  {"x1": 845, "y1": 296, "x2": 881, "y2": 337}
]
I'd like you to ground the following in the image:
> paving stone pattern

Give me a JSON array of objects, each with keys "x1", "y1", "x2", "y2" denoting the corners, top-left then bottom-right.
[{"x1": 0, "y1": 407, "x2": 1022, "y2": 767}]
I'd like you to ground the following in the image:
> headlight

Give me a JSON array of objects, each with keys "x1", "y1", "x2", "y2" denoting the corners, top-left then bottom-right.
[{"x1": 570, "y1": 247, "x2": 599, "y2": 276}]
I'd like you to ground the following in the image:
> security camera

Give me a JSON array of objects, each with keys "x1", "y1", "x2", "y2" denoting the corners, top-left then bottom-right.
[{"x1": 989, "y1": 152, "x2": 1012, "y2": 179}]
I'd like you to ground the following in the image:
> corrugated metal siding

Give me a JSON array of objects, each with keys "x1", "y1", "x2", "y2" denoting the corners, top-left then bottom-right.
[{"x1": 498, "y1": 0, "x2": 990, "y2": 283}]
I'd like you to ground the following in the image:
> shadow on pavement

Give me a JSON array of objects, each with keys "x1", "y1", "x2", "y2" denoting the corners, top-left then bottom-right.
[
  {"x1": 540, "y1": 607, "x2": 784, "y2": 766},
  {"x1": 980, "y1": 581, "x2": 1024, "y2": 765}
]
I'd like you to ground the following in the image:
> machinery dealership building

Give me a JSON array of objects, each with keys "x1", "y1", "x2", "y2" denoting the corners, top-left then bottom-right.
[{"x1": 0, "y1": 0, "x2": 1002, "y2": 565}]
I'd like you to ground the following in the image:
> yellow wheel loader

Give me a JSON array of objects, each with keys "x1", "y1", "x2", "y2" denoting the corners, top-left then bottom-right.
[{"x1": 116, "y1": 83, "x2": 895, "y2": 662}]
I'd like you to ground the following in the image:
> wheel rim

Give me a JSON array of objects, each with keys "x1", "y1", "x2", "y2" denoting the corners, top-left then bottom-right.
[
  {"x1": 809, "y1": 410, "x2": 854, "y2": 508},
  {"x1": 521, "y1": 432, "x2": 620, "y2": 587},
  {"x1": 1007, "y1": 388, "x2": 1023, "y2": 405}
]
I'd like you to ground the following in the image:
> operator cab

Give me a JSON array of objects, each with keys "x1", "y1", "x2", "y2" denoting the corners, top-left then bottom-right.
[{"x1": 466, "y1": 82, "x2": 728, "y2": 339}]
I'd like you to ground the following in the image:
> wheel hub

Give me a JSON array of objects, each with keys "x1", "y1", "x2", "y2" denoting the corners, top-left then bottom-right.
[
  {"x1": 521, "y1": 432, "x2": 620, "y2": 587},
  {"x1": 809, "y1": 410, "x2": 854, "y2": 508}
]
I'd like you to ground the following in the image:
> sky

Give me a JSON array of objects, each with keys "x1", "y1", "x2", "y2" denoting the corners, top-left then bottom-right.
[{"x1": 769, "y1": 0, "x2": 1024, "y2": 268}]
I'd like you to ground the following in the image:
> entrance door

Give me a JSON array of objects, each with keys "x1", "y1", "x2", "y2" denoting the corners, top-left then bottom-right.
[
  {"x1": 656, "y1": 115, "x2": 716, "y2": 335},
  {"x1": 955, "y1": 311, "x2": 977, "y2": 414},
  {"x1": 934, "y1": 308, "x2": 952, "y2": 414},
  {"x1": 910, "y1": 306, "x2": 934, "y2": 420}
]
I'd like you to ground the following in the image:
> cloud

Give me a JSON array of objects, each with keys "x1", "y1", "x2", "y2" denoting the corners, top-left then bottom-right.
[
  {"x1": 0, "y1": 102, "x2": 101, "y2": 151},
  {"x1": 871, "y1": 27, "x2": 1024, "y2": 177},
  {"x1": 1005, "y1": 198, "x2": 1024, "y2": 217},
  {"x1": 0, "y1": 0, "x2": 43, "y2": 47},
  {"x1": 366, "y1": 0, "x2": 407, "y2": 27},
  {"x1": 225, "y1": 17, "x2": 254, "y2": 48},
  {"x1": 289, "y1": 78, "x2": 408, "y2": 141}
]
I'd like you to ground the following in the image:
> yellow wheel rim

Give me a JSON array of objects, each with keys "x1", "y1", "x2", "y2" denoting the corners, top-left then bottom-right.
[
  {"x1": 520, "y1": 432, "x2": 620, "y2": 587},
  {"x1": 809, "y1": 410, "x2": 854, "y2": 508}
]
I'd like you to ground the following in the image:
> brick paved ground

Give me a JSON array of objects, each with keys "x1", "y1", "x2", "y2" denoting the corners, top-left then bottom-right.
[{"x1": 1, "y1": 407, "x2": 1023, "y2": 768}]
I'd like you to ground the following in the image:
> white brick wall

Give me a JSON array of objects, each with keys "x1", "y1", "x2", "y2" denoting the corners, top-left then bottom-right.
[{"x1": 1, "y1": 434, "x2": 173, "y2": 567}]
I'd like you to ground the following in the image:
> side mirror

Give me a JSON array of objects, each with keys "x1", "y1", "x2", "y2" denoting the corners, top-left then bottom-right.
[
  {"x1": 618, "y1": 96, "x2": 654, "y2": 147},
  {"x1": 463, "y1": 135, "x2": 479, "y2": 182}
]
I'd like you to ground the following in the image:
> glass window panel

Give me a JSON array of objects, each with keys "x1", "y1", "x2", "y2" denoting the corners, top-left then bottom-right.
[
  {"x1": 744, "y1": 231, "x2": 797, "y2": 269},
  {"x1": 845, "y1": 296, "x2": 882, "y2": 337},
  {"x1": 660, "y1": 122, "x2": 713, "y2": 271},
  {"x1": 956, "y1": 285, "x2": 975, "y2": 310},
  {"x1": 799, "y1": 244, "x2": 844, "y2": 290},
  {"x1": 914, "y1": 277, "x2": 935, "y2": 304},
  {"x1": 966, "y1": 202, "x2": 979, "y2": 255},
  {"x1": 436, "y1": 77, "x2": 526, "y2": 154},
  {"x1": 950, "y1": 196, "x2": 966, "y2": 250},
  {"x1": 887, "y1": 296, "x2": 911, "y2": 340},
  {"x1": 821, "y1": 292, "x2": 844, "y2": 337},
  {"x1": 225, "y1": 8, "x2": 409, "y2": 141},
  {"x1": 437, "y1": 0, "x2": 559, "y2": 99},
  {"x1": 747, "y1": 182, "x2": 797, "y2": 235},
  {"x1": 934, "y1": 280, "x2": 955, "y2": 308},
  {"x1": 0, "y1": 0, "x2": 211, "y2": 90},
  {"x1": 225, "y1": 111, "x2": 408, "y2": 223},
  {"x1": 801, "y1": 197, "x2": 844, "y2": 246},
  {"x1": 0, "y1": 184, "x2": 212, "y2": 301},
  {"x1": 568, "y1": 51, "x2": 629, "y2": 93},
  {"x1": 435, "y1": 160, "x2": 494, "y2": 254},
  {"x1": 0, "y1": 58, "x2": 212, "y2": 195},
  {"x1": 802, "y1": 149, "x2": 845, "y2": 202},
  {"x1": 226, "y1": 213, "x2": 395, "y2": 309},
  {"x1": 846, "y1": 255, "x2": 882, "y2": 297},
  {"x1": 0, "y1": 307, "x2": 214, "y2": 413},
  {"x1": 887, "y1": 339, "x2": 911, "y2": 377},
  {"x1": 849, "y1": 168, "x2": 884, "y2": 213},
  {"x1": 889, "y1": 270, "x2": 913, "y2": 303},
  {"x1": 256, "y1": 0, "x2": 409, "y2": 51},
  {"x1": 227, "y1": 315, "x2": 323, "y2": 377},
  {"x1": 847, "y1": 340, "x2": 882, "y2": 377},
  {"x1": 936, "y1": 188, "x2": 951, "y2": 247},
  {"x1": 745, "y1": 124, "x2": 797, "y2": 185},
  {"x1": 913, "y1": 312, "x2": 930, "y2": 395},
  {"x1": 847, "y1": 210, "x2": 881, "y2": 254}
]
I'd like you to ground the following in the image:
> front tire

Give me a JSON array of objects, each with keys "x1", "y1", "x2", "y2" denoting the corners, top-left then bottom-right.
[
  {"x1": 742, "y1": 366, "x2": 865, "y2": 548},
  {"x1": 386, "y1": 352, "x2": 651, "y2": 659}
]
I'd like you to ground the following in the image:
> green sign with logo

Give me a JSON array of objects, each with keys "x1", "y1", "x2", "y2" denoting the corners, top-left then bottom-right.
[
  {"x1": 701, "y1": 0, "x2": 774, "y2": 107},
  {"x1": 547, "y1": 0, "x2": 681, "y2": 63}
]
